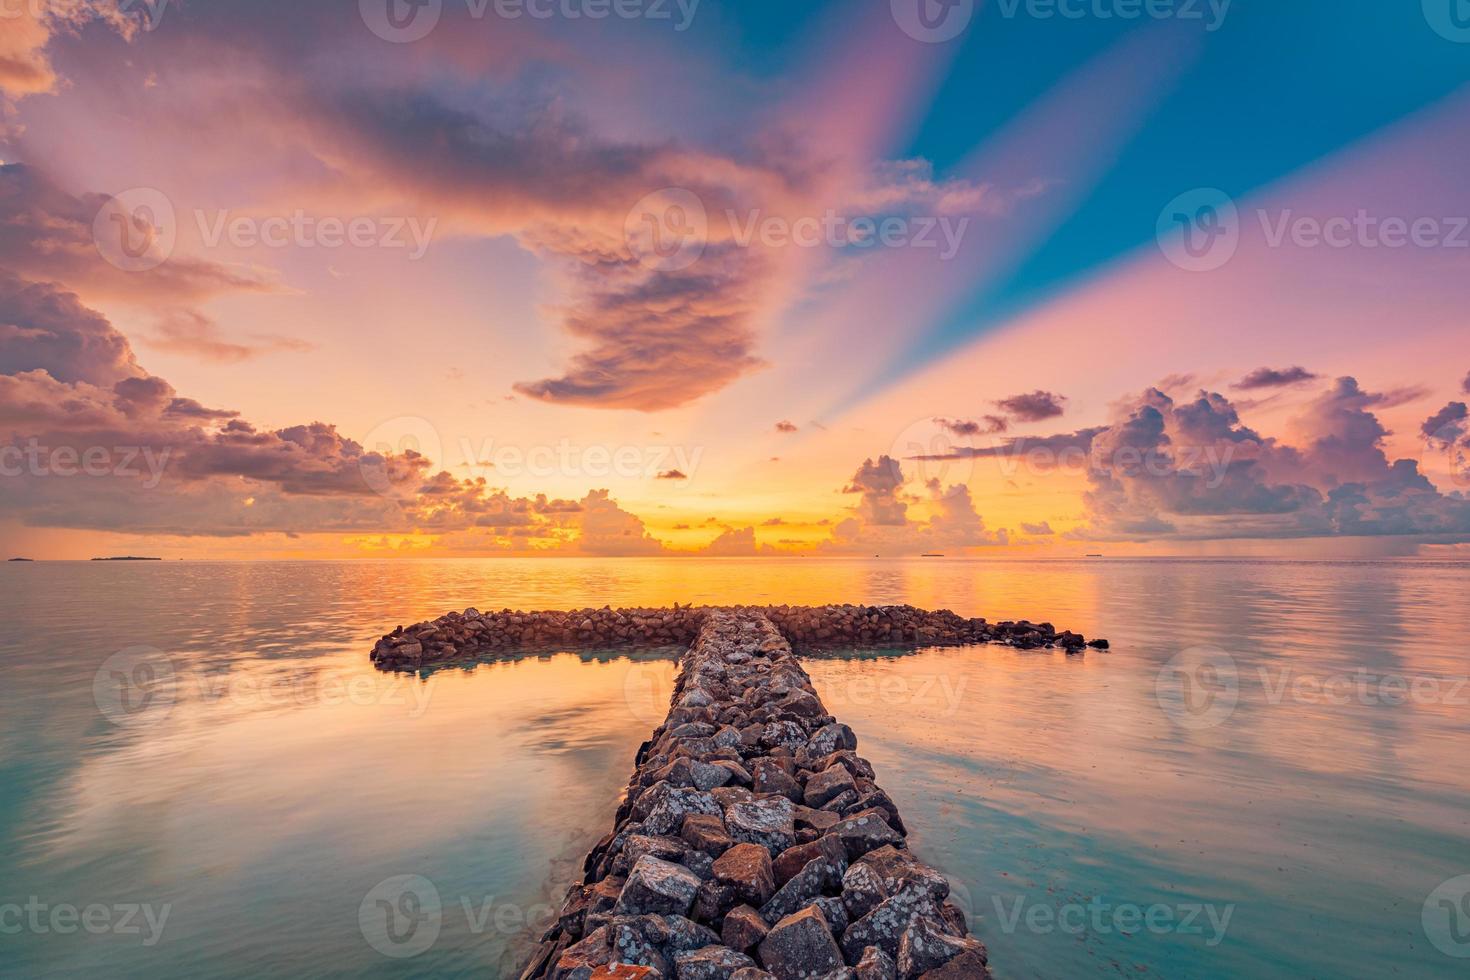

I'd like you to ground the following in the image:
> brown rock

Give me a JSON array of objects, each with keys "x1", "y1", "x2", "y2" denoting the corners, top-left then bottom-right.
[
  {"x1": 712, "y1": 843, "x2": 776, "y2": 906},
  {"x1": 757, "y1": 906, "x2": 845, "y2": 978},
  {"x1": 772, "y1": 835, "x2": 849, "y2": 887},
  {"x1": 721, "y1": 904, "x2": 771, "y2": 952},
  {"x1": 914, "y1": 949, "x2": 990, "y2": 979},
  {"x1": 552, "y1": 926, "x2": 613, "y2": 980},
  {"x1": 616, "y1": 856, "x2": 701, "y2": 917},
  {"x1": 803, "y1": 765, "x2": 858, "y2": 808},
  {"x1": 682, "y1": 814, "x2": 735, "y2": 857}
]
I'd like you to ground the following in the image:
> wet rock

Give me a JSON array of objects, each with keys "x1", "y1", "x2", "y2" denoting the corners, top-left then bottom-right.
[
  {"x1": 712, "y1": 843, "x2": 776, "y2": 907},
  {"x1": 911, "y1": 948, "x2": 989, "y2": 979},
  {"x1": 826, "y1": 811, "x2": 904, "y2": 860},
  {"x1": 839, "y1": 883, "x2": 939, "y2": 963},
  {"x1": 895, "y1": 917, "x2": 986, "y2": 979},
  {"x1": 721, "y1": 905, "x2": 770, "y2": 953},
  {"x1": 752, "y1": 759, "x2": 803, "y2": 803},
  {"x1": 724, "y1": 798, "x2": 797, "y2": 854},
  {"x1": 854, "y1": 946, "x2": 896, "y2": 980},
  {"x1": 682, "y1": 814, "x2": 735, "y2": 857},
  {"x1": 674, "y1": 945, "x2": 756, "y2": 979},
  {"x1": 840, "y1": 863, "x2": 889, "y2": 921},
  {"x1": 803, "y1": 765, "x2": 858, "y2": 808},
  {"x1": 617, "y1": 857, "x2": 702, "y2": 918},
  {"x1": 588, "y1": 965, "x2": 663, "y2": 979},
  {"x1": 553, "y1": 926, "x2": 613, "y2": 980},
  {"x1": 760, "y1": 853, "x2": 844, "y2": 925},
  {"x1": 757, "y1": 906, "x2": 845, "y2": 979},
  {"x1": 640, "y1": 784, "x2": 723, "y2": 836},
  {"x1": 772, "y1": 835, "x2": 849, "y2": 888}
]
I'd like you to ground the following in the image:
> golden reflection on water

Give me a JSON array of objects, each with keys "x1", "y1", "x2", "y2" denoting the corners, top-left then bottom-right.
[{"x1": 2, "y1": 558, "x2": 1468, "y2": 978}]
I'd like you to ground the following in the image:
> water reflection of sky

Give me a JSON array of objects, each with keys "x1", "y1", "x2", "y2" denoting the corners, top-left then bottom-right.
[{"x1": 1, "y1": 558, "x2": 1466, "y2": 978}]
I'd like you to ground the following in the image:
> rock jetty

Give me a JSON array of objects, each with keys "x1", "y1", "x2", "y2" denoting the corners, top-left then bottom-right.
[
  {"x1": 370, "y1": 603, "x2": 1107, "y2": 671},
  {"x1": 518, "y1": 610, "x2": 993, "y2": 980}
]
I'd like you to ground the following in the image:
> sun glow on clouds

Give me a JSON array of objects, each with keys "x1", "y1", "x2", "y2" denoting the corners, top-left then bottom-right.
[{"x1": 0, "y1": 4, "x2": 1466, "y2": 558}]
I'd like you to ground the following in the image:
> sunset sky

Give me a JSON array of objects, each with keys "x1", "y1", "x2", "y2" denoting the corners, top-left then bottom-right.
[{"x1": 2, "y1": 0, "x2": 1468, "y2": 558}]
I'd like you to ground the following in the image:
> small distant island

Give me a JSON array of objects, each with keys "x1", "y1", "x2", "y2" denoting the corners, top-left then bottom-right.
[
  {"x1": 91, "y1": 556, "x2": 163, "y2": 561},
  {"x1": 8, "y1": 557, "x2": 34, "y2": 562}
]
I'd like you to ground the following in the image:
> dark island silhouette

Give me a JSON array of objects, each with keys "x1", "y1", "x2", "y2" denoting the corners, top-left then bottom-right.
[{"x1": 90, "y1": 556, "x2": 164, "y2": 561}]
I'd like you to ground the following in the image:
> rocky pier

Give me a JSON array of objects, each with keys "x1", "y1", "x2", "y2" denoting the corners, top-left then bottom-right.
[
  {"x1": 370, "y1": 603, "x2": 1107, "y2": 672},
  {"x1": 516, "y1": 610, "x2": 995, "y2": 980}
]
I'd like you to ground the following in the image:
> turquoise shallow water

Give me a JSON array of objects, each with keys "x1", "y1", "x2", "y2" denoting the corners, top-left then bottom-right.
[{"x1": 0, "y1": 558, "x2": 1467, "y2": 978}]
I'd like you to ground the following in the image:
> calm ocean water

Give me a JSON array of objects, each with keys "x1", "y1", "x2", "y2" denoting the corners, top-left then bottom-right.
[{"x1": 1, "y1": 558, "x2": 1467, "y2": 978}]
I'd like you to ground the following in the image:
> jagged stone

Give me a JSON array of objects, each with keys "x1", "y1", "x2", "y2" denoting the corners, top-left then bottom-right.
[
  {"x1": 854, "y1": 946, "x2": 896, "y2": 980},
  {"x1": 724, "y1": 798, "x2": 796, "y2": 854},
  {"x1": 682, "y1": 814, "x2": 735, "y2": 857},
  {"x1": 772, "y1": 835, "x2": 849, "y2": 888},
  {"x1": 674, "y1": 945, "x2": 757, "y2": 979},
  {"x1": 760, "y1": 853, "x2": 845, "y2": 925},
  {"x1": 617, "y1": 857, "x2": 702, "y2": 917},
  {"x1": 757, "y1": 906, "x2": 845, "y2": 978},
  {"x1": 895, "y1": 917, "x2": 986, "y2": 979},
  {"x1": 803, "y1": 766, "x2": 858, "y2": 808},
  {"x1": 826, "y1": 811, "x2": 903, "y2": 859},
  {"x1": 712, "y1": 843, "x2": 776, "y2": 907},
  {"x1": 721, "y1": 905, "x2": 770, "y2": 952}
]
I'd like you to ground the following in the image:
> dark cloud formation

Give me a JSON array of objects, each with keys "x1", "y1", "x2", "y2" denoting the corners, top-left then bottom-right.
[
  {"x1": 1233, "y1": 366, "x2": 1319, "y2": 390},
  {"x1": 1021, "y1": 522, "x2": 1055, "y2": 535},
  {"x1": 775, "y1": 421, "x2": 799, "y2": 433},
  {"x1": 0, "y1": 165, "x2": 270, "y2": 306},
  {"x1": 656, "y1": 469, "x2": 688, "y2": 480},
  {"x1": 1073, "y1": 380, "x2": 1470, "y2": 541},
  {"x1": 995, "y1": 390, "x2": 1067, "y2": 423},
  {"x1": 1463, "y1": 371, "x2": 1470, "y2": 395},
  {"x1": 0, "y1": 272, "x2": 663, "y2": 548},
  {"x1": 0, "y1": 270, "x2": 142, "y2": 384},
  {"x1": 907, "y1": 427, "x2": 1107, "y2": 463},
  {"x1": 936, "y1": 416, "x2": 1008, "y2": 437}
]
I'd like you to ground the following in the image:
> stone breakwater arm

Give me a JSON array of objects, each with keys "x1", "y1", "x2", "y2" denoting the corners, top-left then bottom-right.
[
  {"x1": 370, "y1": 603, "x2": 1107, "y2": 671},
  {"x1": 518, "y1": 610, "x2": 993, "y2": 980}
]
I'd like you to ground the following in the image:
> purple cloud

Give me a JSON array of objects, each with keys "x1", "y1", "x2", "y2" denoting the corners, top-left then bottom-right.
[
  {"x1": 1233, "y1": 366, "x2": 1320, "y2": 390},
  {"x1": 995, "y1": 390, "x2": 1067, "y2": 422}
]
